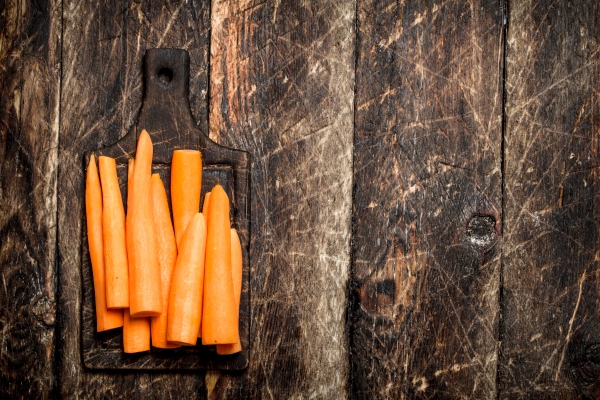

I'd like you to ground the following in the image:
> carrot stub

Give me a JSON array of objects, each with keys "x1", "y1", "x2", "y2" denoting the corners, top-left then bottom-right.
[
  {"x1": 150, "y1": 174, "x2": 180, "y2": 349},
  {"x1": 123, "y1": 308, "x2": 150, "y2": 353},
  {"x1": 217, "y1": 228, "x2": 243, "y2": 354},
  {"x1": 171, "y1": 150, "x2": 202, "y2": 248},
  {"x1": 85, "y1": 155, "x2": 123, "y2": 331},
  {"x1": 127, "y1": 130, "x2": 162, "y2": 317},
  {"x1": 98, "y1": 156, "x2": 129, "y2": 309},
  {"x1": 167, "y1": 213, "x2": 207, "y2": 346},
  {"x1": 202, "y1": 185, "x2": 238, "y2": 344}
]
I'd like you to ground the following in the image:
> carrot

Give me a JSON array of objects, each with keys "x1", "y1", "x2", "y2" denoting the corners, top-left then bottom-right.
[
  {"x1": 86, "y1": 155, "x2": 123, "y2": 331},
  {"x1": 150, "y1": 174, "x2": 180, "y2": 349},
  {"x1": 98, "y1": 156, "x2": 129, "y2": 309},
  {"x1": 202, "y1": 185, "x2": 238, "y2": 344},
  {"x1": 202, "y1": 191, "x2": 211, "y2": 219},
  {"x1": 217, "y1": 228, "x2": 243, "y2": 354},
  {"x1": 167, "y1": 213, "x2": 207, "y2": 345},
  {"x1": 203, "y1": 192, "x2": 211, "y2": 213},
  {"x1": 126, "y1": 158, "x2": 134, "y2": 277},
  {"x1": 122, "y1": 156, "x2": 150, "y2": 352},
  {"x1": 127, "y1": 158, "x2": 134, "y2": 211},
  {"x1": 123, "y1": 308, "x2": 150, "y2": 353},
  {"x1": 171, "y1": 150, "x2": 202, "y2": 248},
  {"x1": 127, "y1": 130, "x2": 162, "y2": 317},
  {"x1": 197, "y1": 190, "x2": 211, "y2": 339}
]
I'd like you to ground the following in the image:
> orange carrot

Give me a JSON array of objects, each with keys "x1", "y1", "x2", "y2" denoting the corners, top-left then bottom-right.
[
  {"x1": 197, "y1": 190, "x2": 211, "y2": 339},
  {"x1": 217, "y1": 228, "x2": 243, "y2": 354},
  {"x1": 202, "y1": 185, "x2": 238, "y2": 344},
  {"x1": 126, "y1": 158, "x2": 134, "y2": 279},
  {"x1": 167, "y1": 213, "x2": 207, "y2": 345},
  {"x1": 127, "y1": 158, "x2": 134, "y2": 211},
  {"x1": 86, "y1": 155, "x2": 123, "y2": 331},
  {"x1": 171, "y1": 150, "x2": 202, "y2": 248},
  {"x1": 127, "y1": 130, "x2": 162, "y2": 317},
  {"x1": 122, "y1": 156, "x2": 150, "y2": 352},
  {"x1": 150, "y1": 174, "x2": 180, "y2": 349},
  {"x1": 123, "y1": 308, "x2": 150, "y2": 353},
  {"x1": 202, "y1": 191, "x2": 211, "y2": 218},
  {"x1": 98, "y1": 156, "x2": 129, "y2": 309}
]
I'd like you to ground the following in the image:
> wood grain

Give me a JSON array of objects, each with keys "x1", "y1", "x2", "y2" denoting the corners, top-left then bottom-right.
[
  {"x1": 351, "y1": 0, "x2": 504, "y2": 398},
  {"x1": 56, "y1": 0, "x2": 210, "y2": 397},
  {"x1": 207, "y1": 0, "x2": 355, "y2": 397},
  {"x1": 499, "y1": 1, "x2": 600, "y2": 398},
  {"x1": 3, "y1": 0, "x2": 600, "y2": 397},
  {"x1": 0, "y1": 0, "x2": 61, "y2": 398}
]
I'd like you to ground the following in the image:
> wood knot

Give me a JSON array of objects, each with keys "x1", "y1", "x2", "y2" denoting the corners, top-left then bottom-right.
[
  {"x1": 32, "y1": 297, "x2": 56, "y2": 327},
  {"x1": 466, "y1": 215, "x2": 497, "y2": 248}
]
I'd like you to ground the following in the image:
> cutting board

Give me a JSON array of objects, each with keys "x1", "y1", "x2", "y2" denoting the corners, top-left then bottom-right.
[{"x1": 81, "y1": 49, "x2": 250, "y2": 370}]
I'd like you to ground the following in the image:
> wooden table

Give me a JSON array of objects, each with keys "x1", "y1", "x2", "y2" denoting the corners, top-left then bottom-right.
[{"x1": 1, "y1": 1, "x2": 599, "y2": 398}]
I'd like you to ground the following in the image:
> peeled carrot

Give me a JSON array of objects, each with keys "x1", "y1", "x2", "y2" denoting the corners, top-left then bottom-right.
[
  {"x1": 127, "y1": 158, "x2": 134, "y2": 211},
  {"x1": 150, "y1": 174, "x2": 180, "y2": 349},
  {"x1": 125, "y1": 157, "x2": 135, "y2": 313},
  {"x1": 123, "y1": 308, "x2": 150, "y2": 353},
  {"x1": 122, "y1": 156, "x2": 150, "y2": 352},
  {"x1": 197, "y1": 190, "x2": 212, "y2": 339},
  {"x1": 98, "y1": 156, "x2": 129, "y2": 309},
  {"x1": 85, "y1": 155, "x2": 123, "y2": 332},
  {"x1": 127, "y1": 130, "x2": 162, "y2": 317},
  {"x1": 202, "y1": 185, "x2": 238, "y2": 344},
  {"x1": 202, "y1": 191, "x2": 211, "y2": 219},
  {"x1": 167, "y1": 213, "x2": 207, "y2": 345},
  {"x1": 217, "y1": 228, "x2": 243, "y2": 354},
  {"x1": 171, "y1": 150, "x2": 202, "y2": 248}
]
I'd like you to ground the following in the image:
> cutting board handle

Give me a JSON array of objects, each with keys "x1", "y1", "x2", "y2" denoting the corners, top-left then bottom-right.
[
  {"x1": 143, "y1": 48, "x2": 191, "y2": 116},
  {"x1": 135, "y1": 48, "x2": 203, "y2": 162},
  {"x1": 97, "y1": 48, "x2": 244, "y2": 165}
]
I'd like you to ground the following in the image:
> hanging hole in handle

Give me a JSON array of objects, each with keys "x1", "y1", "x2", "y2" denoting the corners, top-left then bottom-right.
[{"x1": 157, "y1": 67, "x2": 173, "y2": 84}]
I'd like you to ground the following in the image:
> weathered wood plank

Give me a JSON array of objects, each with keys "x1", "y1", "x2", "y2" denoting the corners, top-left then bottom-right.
[
  {"x1": 56, "y1": 0, "x2": 210, "y2": 397},
  {"x1": 206, "y1": 0, "x2": 355, "y2": 397},
  {"x1": 499, "y1": 1, "x2": 600, "y2": 398},
  {"x1": 0, "y1": 0, "x2": 61, "y2": 398},
  {"x1": 351, "y1": 0, "x2": 503, "y2": 397}
]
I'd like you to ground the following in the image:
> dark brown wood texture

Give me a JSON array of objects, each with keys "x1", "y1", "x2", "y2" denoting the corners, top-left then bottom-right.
[
  {"x1": 0, "y1": 0, "x2": 61, "y2": 398},
  {"x1": 352, "y1": 0, "x2": 503, "y2": 398},
  {"x1": 57, "y1": 1, "x2": 211, "y2": 398},
  {"x1": 499, "y1": 1, "x2": 600, "y2": 399},
  {"x1": 2, "y1": 0, "x2": 600, "y2": 398},
  {"x1": 206, "y1": 0, "x2": 355, "y2": 397},
  {"x1": 81, "y1": 48, "x2": 250, "y2": 371}
]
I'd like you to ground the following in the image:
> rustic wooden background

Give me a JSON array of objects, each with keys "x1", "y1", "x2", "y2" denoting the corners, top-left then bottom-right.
[{"x1": 1, "y1": 0, "x2": 599, "y2": 398}]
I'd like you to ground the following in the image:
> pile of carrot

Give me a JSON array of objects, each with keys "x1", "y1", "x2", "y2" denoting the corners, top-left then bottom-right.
[{"x1": 85, "y1": 130, "x2": 243, "y2": 354}]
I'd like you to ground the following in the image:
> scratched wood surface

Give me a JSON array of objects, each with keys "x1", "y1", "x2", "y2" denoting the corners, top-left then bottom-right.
[
  {"x1": 2, "y1": 0, "x2": 600, "y2": 398},
  {"x1": 351, "y1": 0, "x2": 503, "y2": 398},
  {"x1": 206, "y1": 0, "x2": 355, "y2": 397},
  {"x1": 499, "y1": 1, "x2": 600, "y2": 399},
  {"x1": 0, "y1": 0, "x2": 61, "y2": 398}
]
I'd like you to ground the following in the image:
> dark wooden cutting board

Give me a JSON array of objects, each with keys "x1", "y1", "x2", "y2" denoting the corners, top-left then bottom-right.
[{"x1": 81, "y1": 48, "x2": 250, "y2": 370}]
